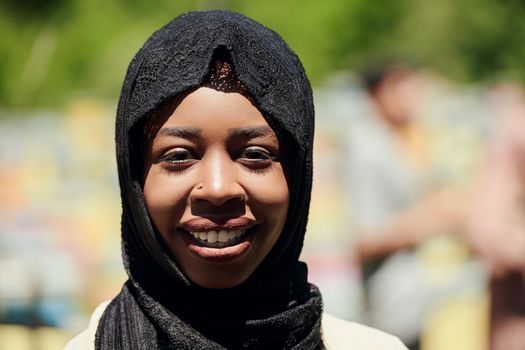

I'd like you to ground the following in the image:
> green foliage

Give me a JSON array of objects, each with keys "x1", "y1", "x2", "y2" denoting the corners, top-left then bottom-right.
[{"x1": 2, "y1": 0, "x2": 525, "y2": 108}]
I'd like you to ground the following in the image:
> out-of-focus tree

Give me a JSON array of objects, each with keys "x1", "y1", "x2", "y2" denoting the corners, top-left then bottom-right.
[{"x1": 2, "y1": 0, "x2": 525, "y2": 109}]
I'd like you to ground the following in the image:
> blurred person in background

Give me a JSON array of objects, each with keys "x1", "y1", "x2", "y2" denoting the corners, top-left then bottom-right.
[
  {"x1": 345, "y1": 62, "x2": 466, "y2": 349},
  {"x1": 466, "y1": 82, "x2": 525, "y2": 350}
]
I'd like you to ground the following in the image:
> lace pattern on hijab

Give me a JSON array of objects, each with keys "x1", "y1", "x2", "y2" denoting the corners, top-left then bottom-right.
[{"x1": 95, "y1": 10, "x2": 322, "y2": 350}]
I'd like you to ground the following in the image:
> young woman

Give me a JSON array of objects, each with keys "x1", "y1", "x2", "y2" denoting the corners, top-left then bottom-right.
[{"x1": 64, "y1": 10, "x2": 407, "y2": 349}]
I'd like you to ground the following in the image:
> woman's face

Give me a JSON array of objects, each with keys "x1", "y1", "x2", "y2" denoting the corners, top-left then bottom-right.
[{"x1": 143, "y1": 87, "x2": 289, "y2": 289}]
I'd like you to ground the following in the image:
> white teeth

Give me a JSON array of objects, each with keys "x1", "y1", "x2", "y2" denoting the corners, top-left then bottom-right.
[
  {"x1": 207, "y1": 231, "x2": 218, "y2": 243},
  {"x1": 218, "y1": 230, "x2": 228, "y2": 242},
  {"x1": 190, "y1": 229, "x2": 247, "y2": 244}
]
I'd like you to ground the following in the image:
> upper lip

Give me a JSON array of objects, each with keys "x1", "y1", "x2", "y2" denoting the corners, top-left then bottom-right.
[{"x1": 180, "y1": 217, "x2": 257, "y2": 232}]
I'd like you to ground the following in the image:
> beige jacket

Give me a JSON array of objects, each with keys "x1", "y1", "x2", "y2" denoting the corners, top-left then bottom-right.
[{"x1": 64, "y1": 301, "x2": 407, "y2": 350}]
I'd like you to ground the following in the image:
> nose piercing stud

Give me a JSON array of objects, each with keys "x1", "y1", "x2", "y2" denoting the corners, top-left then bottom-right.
[{"x1": 197, "y1": 184, "x2": 203, "y2": 190}]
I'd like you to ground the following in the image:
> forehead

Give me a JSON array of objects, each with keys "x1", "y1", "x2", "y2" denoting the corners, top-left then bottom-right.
[{"x1": 156, "y1": 87, "x2": 270, "y2": 131}]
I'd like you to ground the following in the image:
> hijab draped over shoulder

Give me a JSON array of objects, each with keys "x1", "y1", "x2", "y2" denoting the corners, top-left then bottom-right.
[{"x1": 96, "y1": 10, "x2": 321, "y2": 349}]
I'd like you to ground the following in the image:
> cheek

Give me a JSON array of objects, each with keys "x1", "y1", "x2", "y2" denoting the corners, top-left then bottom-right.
[
  {"x1": 246, "y1": 166, "x2": 289, "y2": 226},
  {"x1": 143, "y1": 169, "x2": 190, "y2": 235}
]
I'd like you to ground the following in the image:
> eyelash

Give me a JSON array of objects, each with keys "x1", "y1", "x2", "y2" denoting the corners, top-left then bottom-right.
[
  {"x1": 158, "y1": 146, "x2": 277, "y2": 172},
  {"x1": 235, "y1": 147, "x2": 277, "y2": 173},
  {"x1": 159, "y1": 149, "x2": 196, "y2": 164},
  {"x1": 236, "y1": 147, "x2": 276, "y2": 161}
]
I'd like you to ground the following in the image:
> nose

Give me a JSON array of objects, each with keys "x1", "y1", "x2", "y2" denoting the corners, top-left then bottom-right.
[{"x1": 191, "y1": 152, "x2": 245, "y2": 208}]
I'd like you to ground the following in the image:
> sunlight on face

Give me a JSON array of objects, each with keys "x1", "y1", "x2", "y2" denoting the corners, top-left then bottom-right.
[{"x1": 143, "y1": 87, "x2": 289, "y2": 288}]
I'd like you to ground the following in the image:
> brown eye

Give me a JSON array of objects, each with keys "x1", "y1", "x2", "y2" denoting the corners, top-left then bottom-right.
[
  {"x1": 235, "y1": 146, "x2": 276, "y2": 171},
  {"x1": 159, "y1": 148, "x2": 198, "y2": 165},
  {"x1": 238, "y1": 146, "x2": 275, "y2": 160}
]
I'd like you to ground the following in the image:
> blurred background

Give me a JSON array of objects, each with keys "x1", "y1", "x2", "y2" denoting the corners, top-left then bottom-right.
[{"x1": 2, "y1": 1, "x2": 525, "y2": 349}]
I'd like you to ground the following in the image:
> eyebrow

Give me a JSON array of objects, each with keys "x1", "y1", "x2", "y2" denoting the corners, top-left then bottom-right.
[
  {"x1": 228, "y1": 126, "x2": 275, "y2": 139},
  {"x1": 154, "y1": 125, "x2": 275, "y2": 141},
  {"x1": 155, "y1": 127, "x2": 201, "y2": 140}
]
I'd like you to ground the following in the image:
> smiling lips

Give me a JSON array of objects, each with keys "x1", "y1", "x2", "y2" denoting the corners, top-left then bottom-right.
[
  {"x1": 189, "y1": 229, "x2": 246, "y2": 247},
  {"x1": 180, "y1": 219, "x2": 257, "y2": 261}
]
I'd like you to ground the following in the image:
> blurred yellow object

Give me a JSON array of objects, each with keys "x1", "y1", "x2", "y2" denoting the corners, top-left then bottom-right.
[
  {"x1": 399, "y1": 123, "x2": 430, "y2": 172},
  {"x1": 417, "y1": 235, "x2": 472, "y2": 285},
  {"x1": 0, "y1": 325, "x2": 73, "y2": 350},
  {"x1": 422, "y1": 292, "x2": 490, "y2": 350}
]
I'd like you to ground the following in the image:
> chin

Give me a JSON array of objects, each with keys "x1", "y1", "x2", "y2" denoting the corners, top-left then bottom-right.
[{"x1": 187, "y1": 267, "x2": 253, "y2": 289}]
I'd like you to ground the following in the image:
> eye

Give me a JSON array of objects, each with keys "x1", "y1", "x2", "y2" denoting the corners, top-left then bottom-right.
[
  {"x1": 235, "y1": 146, "x2": 276, "y2": 169},
  {"x1": 158, "y1": 148, "x2": 198, "y2": 166}
]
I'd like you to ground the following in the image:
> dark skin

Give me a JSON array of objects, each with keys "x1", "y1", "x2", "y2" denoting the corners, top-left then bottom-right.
[{"x1": 143, "y1": 87, "x2": 289, "y2": 289}]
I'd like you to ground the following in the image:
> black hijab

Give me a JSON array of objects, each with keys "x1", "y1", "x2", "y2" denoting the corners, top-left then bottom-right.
[{"x1": 95, "y1": 10, "x2": 322, "y2": 349}]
